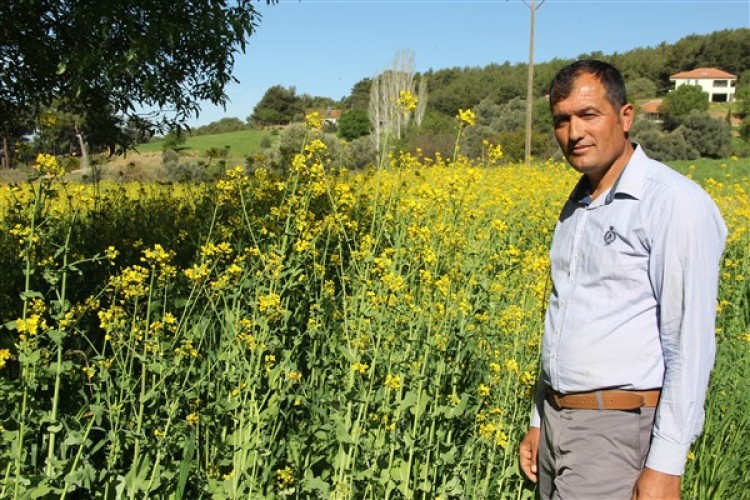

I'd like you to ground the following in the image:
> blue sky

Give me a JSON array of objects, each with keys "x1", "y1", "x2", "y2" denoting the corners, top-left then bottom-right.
[{"x1": 188, "y1": 0, "x2": 750, "y2": 126}]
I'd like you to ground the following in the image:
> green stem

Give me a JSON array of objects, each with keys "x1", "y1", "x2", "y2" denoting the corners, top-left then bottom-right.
[
  {"x1": 59, "y1": 412, "x2": 96, "y2": 500},
  {"x1": 14, "y1": 183, "x2": 42, "y2": 499},
  {"x1": 129, "y1": 271, "x2": 157, "y2": 499},
  {"x1": 46, "y1": 223, "x2": 74, "y2": 476}
]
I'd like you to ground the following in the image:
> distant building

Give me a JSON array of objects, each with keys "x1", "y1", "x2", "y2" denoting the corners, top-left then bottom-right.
[
  {"x1": 669, "y1": 68, "x2": 737, "y2": 102},
  {"x1": 325, "y1": 109, "x2": 342, "y2": 126},
  {"x1": 638, "y1": 98, "x2": 664, "y2": 123}
]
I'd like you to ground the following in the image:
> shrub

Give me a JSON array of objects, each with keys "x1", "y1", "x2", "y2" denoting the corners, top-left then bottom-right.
[
  {"x1": 271, "y1": 123, "x2": 345, "y2": 172},
  {"x1": 164, "y1": 160, "x2": 209, "y2": 182},
  {"x1": 740, "y1": 117, "x2": 750, "y2": 141},
  {"x1": 635, "y1": 128, "x2": 699, "y2": 161},
  {"x1": 338, "y1": 109, "x2": 370, "y2": 141},
  {"x1": 161, "y1": 148, "x2": 180, "y2": 167},
  {"x1": 492, "y1": 129, "x2": 556, "y2": 162},
  {"x1": 661, "y1": 85, "x2": 709, "y2": 131},
  {"x1": 679, "y1": 111, "x2": 731, "y2": 159},
  {"x1": 345, "y1": 135, "x2": 377, "y2": 170}
]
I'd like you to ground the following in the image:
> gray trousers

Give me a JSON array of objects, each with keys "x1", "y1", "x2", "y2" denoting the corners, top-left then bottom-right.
[{"x1": 538, "y1": 398, "x2": 657, "y2": 499}]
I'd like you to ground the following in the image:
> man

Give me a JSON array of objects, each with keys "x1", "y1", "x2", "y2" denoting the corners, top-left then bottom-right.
[{"x1": 519, "y1": 60, "x2": 726, "y2": 499}]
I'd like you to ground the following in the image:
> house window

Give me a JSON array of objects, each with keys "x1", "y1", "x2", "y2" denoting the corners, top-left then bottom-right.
[
  {"x1": 714, "y1": 80, "x2": 728, "y2": 87},
  {"x1": 712, "y1": 93, "x2": 729, "y2": 103}
]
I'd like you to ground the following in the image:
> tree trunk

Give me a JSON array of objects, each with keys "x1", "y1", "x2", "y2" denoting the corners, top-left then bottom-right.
[
  {"x1": 2, "y1": 136, "x2": 9, "y2": 169},
  {"x1": 75, "y1": 127, "x2": 90, "y2": 172}
]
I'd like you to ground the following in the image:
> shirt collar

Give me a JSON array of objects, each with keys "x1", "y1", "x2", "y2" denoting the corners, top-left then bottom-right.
[{"x1": 568, "y1": 143, "x2": 647, "y2": 205}]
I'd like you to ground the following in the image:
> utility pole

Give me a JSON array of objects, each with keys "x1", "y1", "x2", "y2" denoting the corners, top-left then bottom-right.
[{"x1": 523, "y1": 0, "x2": 544, "y2": 166}]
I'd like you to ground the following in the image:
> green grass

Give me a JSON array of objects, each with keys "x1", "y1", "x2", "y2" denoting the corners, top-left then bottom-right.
[
  {"x1": 669, "y1": 156, "x2": 750, "y2": 184},
  {"x1": 136, "y1": 128, "x2": 277, "y2": 157}
]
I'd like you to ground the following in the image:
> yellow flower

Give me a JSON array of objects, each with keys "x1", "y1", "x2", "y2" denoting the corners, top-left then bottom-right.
[
  {"x1": 186, "y1": 412, "x2": 199, "y2": 426},
  {"x1": 104, "y1": 246, "x2": 119, "y2": 262},
  {"x1": 351, "y1": 362, "x2": 369, "y2": 374},
  {"x1": 276, "y1": 466, "x2": 294, "y2": 488},
  {"x1": 82, "y1": 365, "x2": 96, "y2": 380},
  {"x1": 397, "y1": 89, "x2": 418, "y2": 114},
  {"x1": 478, "y1": 384, "x2": 491, "y2": 397},
  {"x1": 33, "y1": 153, "x2": 65, "y2": 177},
  {"x1": 286, "y1": 370, "x2": 302, "y2": 383},
  {"x1": 305, "y1": 111, "x2": 324, "y2": 130},
  {"x1": 457, "y1": 108, "x2": 476, "y2": 126},
  {"x1": 385, "y1": 373, "x2": 401, "y2": 390},
  {"x1": 265, "y1": 353, "x2": 276, "y2": 373},
  {"x1": 505, "y1": 359, "x2": 520, "y2": 374},
  {"x1": 0, "y1": 349, "x2": 11, "y2": 370},
  {"x1": 141, "y1": 244, "x2": 175, "y2": 270},
  {"x1": 258, "y1": 292, "x2": 285, "y2": 319}
]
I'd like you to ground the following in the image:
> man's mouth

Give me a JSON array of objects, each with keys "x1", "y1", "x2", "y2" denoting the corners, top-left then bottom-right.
[{"x1": 570, "y1": 144, "x2": 592, "y2": 155}]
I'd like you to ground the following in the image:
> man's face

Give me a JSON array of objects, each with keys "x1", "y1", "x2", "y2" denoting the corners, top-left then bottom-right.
[{"x1": 552, "y1": 73, "x2": 633, "y2": 180}]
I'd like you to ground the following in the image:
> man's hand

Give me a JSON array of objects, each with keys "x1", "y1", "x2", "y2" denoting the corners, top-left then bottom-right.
[
  {"x1": 519, "y1": 427, "x2": 541, "y2": 483},
  {"x1": 632, "y1": 467, "x2": 681, "y2": 499}
]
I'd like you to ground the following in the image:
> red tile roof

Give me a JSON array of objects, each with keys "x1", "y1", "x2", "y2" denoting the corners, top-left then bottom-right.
[
  {"x1": 639, "y1": 99, "x2": 663, "y2": 114},
  {"x1": 670, "y1": 68, "x2": 736, "y2": 80}
]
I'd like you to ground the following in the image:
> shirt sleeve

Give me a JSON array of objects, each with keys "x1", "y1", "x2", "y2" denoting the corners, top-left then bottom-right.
[
  {"x1": 645, "y1": 187, "x2": 727, "y2": 475},
  {"x1": 530, "y1": 378, "x2": 545, "y2": 428}
]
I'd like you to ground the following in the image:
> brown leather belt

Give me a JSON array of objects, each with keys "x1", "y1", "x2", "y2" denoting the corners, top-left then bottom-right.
[{"x1": 546, "y1": 388, "x2": 661, "y2": 411}]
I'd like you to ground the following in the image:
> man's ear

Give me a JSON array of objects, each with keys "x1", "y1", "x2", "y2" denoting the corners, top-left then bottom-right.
[{"x1": 620, "y1": 103, "x2": 635, "y2": 133}]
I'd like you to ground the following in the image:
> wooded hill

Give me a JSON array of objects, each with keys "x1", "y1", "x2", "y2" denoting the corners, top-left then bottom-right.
[{"x1": 341, "y1": 28, "x2": 750, "y2": 116}]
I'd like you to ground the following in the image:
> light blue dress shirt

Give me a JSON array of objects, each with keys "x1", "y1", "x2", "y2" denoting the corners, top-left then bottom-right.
[{"x1": 531, "y1": 145, "x2": 727, "y2": 475}]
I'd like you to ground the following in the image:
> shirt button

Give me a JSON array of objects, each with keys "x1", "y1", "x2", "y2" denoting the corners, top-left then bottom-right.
[
  {"x1": 572, "y1": 255, "x2": 578, "y2": 261},
  {"x1": 554, "y1": 328, "x2": 560, "y2": 335},
  {"x1": 551, "y1": 354, "x2": 557, "y2": 360},
  {"x1": 560, "y1": 299, "x2": 566, "y2": 307},
  {"x1": 568, "y1": 277, "x2": 574, "y2": 283}
]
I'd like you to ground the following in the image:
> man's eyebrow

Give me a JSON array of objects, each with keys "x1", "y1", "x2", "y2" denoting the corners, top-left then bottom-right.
[{"x1": 554, "y1": 105, "x2": 601, "y2": 117}]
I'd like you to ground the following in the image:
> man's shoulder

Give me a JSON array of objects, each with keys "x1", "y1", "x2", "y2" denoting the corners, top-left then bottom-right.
[{"x1": 639, "y1": 154, "x2": 706, "y2": 199}]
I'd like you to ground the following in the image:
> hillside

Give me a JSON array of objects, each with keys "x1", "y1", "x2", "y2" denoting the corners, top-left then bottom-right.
[{"x1": 137, "y1": 129, "x2": 276, "y2": 158}]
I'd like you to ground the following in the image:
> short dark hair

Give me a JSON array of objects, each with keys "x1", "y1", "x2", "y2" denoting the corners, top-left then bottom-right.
[{"x1": 549, "y1": 60, "x2": 628, "y2": 111}]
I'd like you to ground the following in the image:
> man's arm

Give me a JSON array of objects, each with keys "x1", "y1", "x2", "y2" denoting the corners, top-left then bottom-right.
[
  {"x1": 646, "y1": 187, "x2": 726, "y2": 474},
  {"x1": 632, "y1": 467, "x2": 681, "y2": 499},
  {"x1": 519, "y1": 378, "x2": 546, "y2": 482},
  {"x1": 519, "y1": 427, "x2": 540, "y2": 483}
]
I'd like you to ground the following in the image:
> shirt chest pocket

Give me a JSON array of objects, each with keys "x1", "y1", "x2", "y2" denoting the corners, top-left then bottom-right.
[{"x1": 579, "y1": 223, "x2": 648, "y2": 283}]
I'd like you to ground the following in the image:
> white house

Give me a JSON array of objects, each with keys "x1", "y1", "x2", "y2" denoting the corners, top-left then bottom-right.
[{"x1": 669, "y1": 68, "x2": 737, "y2": 102}]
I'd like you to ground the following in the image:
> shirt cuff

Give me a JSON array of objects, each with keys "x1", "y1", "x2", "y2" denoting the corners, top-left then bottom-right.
[
  {"x1": 530, "y1": 409, "x2": 541, "y2": 428},
  {"x1": 645, "y1": 436, "x2": 690, "y2": 475}
]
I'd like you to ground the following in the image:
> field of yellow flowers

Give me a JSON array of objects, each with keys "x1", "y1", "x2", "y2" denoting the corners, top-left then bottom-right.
[{"x1": 0, "y1": 122, "x2": 748, "y2": 498}]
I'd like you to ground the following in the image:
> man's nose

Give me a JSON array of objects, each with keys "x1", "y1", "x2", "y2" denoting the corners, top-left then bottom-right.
[{"x1": 568, "y1": 116, "x2": 585, "y2": 141}]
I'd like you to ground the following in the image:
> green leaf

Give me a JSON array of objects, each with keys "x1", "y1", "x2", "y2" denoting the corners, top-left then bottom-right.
[
  {"x1": 399, "y1": 390, "x2": 418, "y2": 413},
  {"x1": 176, "y1": 431, "x2": 196, "y2": 498},
  {"x1": 20, "y1": 290, "x2": 44, "y2": 301},
  {"x1": 335, "y1": 422, "x2": 353, "y2": 444},
  {"x1": 47, "y1": 329, "x2": 66, "y2": 344},
  {"x1": 445, "y1": 392, "x2": 469, "y2": 419},
  {"x1": 338, "y1": 345, "x2": 357, "y2": 363},
  {"x1": 302, "y1": 471, "x2": 330, "y2": 496},
  {"x1": 30, "y1": 481, "x2": 53, "y2": 499}
]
